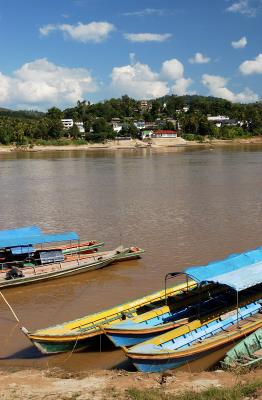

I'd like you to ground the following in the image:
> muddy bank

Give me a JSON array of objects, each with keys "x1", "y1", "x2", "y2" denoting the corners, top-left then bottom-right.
[
  {"x1": 0, "y1": 367, "x2": 261, "y2": 399},
  {"x1": 1, "y1": 136, "x2": 262, "y2": 153}
]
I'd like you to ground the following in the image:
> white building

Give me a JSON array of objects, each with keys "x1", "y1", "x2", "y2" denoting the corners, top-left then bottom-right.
[
  {"x1": 75, "y1": 122, "x2": 85, "y2": 133},
  {"x1": 61, "y1": 119, "x2": 73, "y2": 130},
  {"x1": 61, "y1": 119, "x2": 85, "y2": 133},
  {"x1": 207, "y1": 115, "x2": 239, "y2": 128},
  {"x1": 207, "y1": 115, "x2": 230, "y2": 122}
]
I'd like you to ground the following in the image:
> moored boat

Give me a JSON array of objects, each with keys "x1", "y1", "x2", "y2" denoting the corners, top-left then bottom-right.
[
  {"x1": 61, "y1": 240, "x2": 104, "y2": 255},
  {"x1": 102, "y1": 284, "x2": 231, "y2": 347},
  {"x1": 0, "y1": 246, "x2": 144, "y2": 289},
  {"x1": 124, "y1": 253, "x2": 262, "y2": 372},
  {"x1": 221, "y1": 327, "x2": 262, "y2": 369},
  {"x1": 21, "y1": 280, "x2": 197, "y2": 354},
  {"x1": 104, "y1": 245, "x2": 262, "y2": 348},
  {"x1": 0, "y1": 225, "x2": 104, "y2": 265},
  {"x1": 0, "y1": 248, "x2": 121, "y2": 289},
  {"x1": 125, "y1": 301, "x2": 262, "y2": 372}
]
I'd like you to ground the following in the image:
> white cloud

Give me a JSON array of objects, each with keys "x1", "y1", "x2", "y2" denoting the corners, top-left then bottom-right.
[
  {"x1": 123, "y1": 8, "x2": 166, "y2": 17},
  {"x1": 189, "y1": 52, "x2": 211, "y2": 64},
  {"x1": 124, "y1": 33, "x2": 172, "y2": 42},
  {"x1": 39, "y1": 21, "x2": 115, "y2": 43},
  {"x1": 202, "y1": 73, "x2": 259, "y2": 103},
  {"x1": 226, "y1": 0, "x2": 262, "y2": 17},
  {"x1": 111, "y1": 62, "x2": 169, "y2": 99},
  {"x1": 0, "y1": 58, "x2": 98, "y2": 109},
  {"x1": 172, "y1": 78, "x2": 193, "y2": 96},
  {"x1": 239, "y1": 54, "x2": 262, "y2": 74},
  {"x1": 0, "y1": 73, "x2": 12, "y2": 102},
  {"x1": 231, "y1": 36, "x2": 247, "y2": 48},
  {"x1": 161, "y1": 59, "x2": 184, "y2": 80},
  {"x1": 110, "y1": 57, "x2": 193, "y2": 99},
  {"x1": 39, "y1": 24, "x2": 56, "y2": 36}
]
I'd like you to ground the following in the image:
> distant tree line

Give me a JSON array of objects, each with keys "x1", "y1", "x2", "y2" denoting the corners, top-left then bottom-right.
[{"x1": 0, "y1": 95, "x2": 261, "y2": 145}]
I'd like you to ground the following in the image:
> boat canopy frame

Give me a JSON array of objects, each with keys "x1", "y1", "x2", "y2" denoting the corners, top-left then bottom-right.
[{"x1": 165, "y1": 260, "x2": 262, "y2": 328}]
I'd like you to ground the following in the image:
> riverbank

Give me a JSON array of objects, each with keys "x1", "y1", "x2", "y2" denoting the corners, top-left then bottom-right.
[
  {"x1": 0, "y1": 367, "x2": 261, "y2": 399},
  {"x1": 1, "y1": 136, "x2": 262, "y2": 154}
]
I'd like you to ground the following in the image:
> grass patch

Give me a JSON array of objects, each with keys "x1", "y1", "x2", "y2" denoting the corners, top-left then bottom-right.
[{"x1": 127, "y1": 379, "x2": 262, "y2": 400}]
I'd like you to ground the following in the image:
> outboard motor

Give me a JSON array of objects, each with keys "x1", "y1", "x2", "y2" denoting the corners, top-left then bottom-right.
[{"x1": 5, "y1": 267, "x2": 24, "y2": 280}]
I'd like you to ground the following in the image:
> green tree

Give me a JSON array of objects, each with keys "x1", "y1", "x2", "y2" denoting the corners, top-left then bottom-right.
[
  {"x1": 48, "y1": 120, "x2": 64, "y2": 139},
  {"x1": 68, "y1": 124, "x2": 81, "y2": 139},
  {"x1": 46, "y1": 107, "x2": 63, "y2": 120}
]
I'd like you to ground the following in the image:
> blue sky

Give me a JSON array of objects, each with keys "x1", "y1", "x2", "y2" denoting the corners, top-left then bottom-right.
[{"x1": 0, "y1": 0, "x2": 261, "y2": 110}]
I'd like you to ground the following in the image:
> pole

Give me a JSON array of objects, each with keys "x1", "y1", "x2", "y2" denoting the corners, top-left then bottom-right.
[
  {"x1": 165, "y1": 274, "x2": 168, "y2": 306},
  {"x1": 237, "y1": 290, "x2": 239, "y2": 328}
]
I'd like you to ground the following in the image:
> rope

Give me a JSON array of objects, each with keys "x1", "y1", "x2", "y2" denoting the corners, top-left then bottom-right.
[
  {"x1": 0, "y1": 291, "x2": 20, "y2": 324},
  {"x1": 56, "y1": 335, "x2": 80, "y2": 365}
]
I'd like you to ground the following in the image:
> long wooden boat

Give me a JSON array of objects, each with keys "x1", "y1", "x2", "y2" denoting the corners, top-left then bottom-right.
[
  {"x1": 0, "y1": 225, "x2": 104, "y2": 265},
  {"x1": 65, "y1": 246, "x2": 144, "y2": 263},
  {"x1": 221, "y1": 328, "x2": 262, "y2": 369},
  {"x1": 105, "y1": 283, "x2": 262, "y2": 347},
  {"x1": 21, "y1": 280, "x2": 197, "y2": 354},
  {"x1": 61, "y1": 240, "x2": 104, "y2": 255},
  {"x1": 124, "y1": 301, "x2": 262, "y2": 373},
  {"x1": 103, "y1": 284, "x2": 229, "y2": 347},
  {"x1": 0, "y1": 247, "x2": 136, "y2": 289}
]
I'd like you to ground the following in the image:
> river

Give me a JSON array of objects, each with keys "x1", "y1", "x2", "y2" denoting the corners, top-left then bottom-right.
[{"x1": 0, "y1": 145, "x2": 261, "y2": 371}]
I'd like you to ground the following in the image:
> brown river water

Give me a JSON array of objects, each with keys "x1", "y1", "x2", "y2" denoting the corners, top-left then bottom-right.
[{"x1": 0, "y1": 145, "x2": 261, "y2": 372}]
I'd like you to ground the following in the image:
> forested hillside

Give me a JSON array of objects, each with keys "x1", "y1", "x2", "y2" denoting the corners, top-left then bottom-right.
[{"x1": 0, "y1": 95, "x2": 261, "y2": 145}]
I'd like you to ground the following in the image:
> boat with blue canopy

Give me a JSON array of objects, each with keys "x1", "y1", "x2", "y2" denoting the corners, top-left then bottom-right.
[
  {"x1": 0, "y1": 226, "x2": 143, "y2": 288},
  {"x1": 103, "y1": 285, "x2": 233, "y2": 347},
  {"x1": 103, "y1": 246, "x2": 262, "y2": 347},
  {"x1": 0, "y1": 225, "x2": 104, "y2": 264},
  {"x1": 124, "y1": 250, "x2": 262, "y2": 372}
]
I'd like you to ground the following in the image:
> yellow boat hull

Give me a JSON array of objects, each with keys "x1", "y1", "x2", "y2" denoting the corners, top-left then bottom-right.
[{"x1": 23, "y1": 280, "x2": 197, "y2": 354}]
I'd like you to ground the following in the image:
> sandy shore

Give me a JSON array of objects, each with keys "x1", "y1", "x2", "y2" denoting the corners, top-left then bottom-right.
[
  {"x1": 0, "y1": 137, "x2": 262, "y2": 154},
  {"x1": 0, "y1": 367, "x2": 261, "y2": 399}
]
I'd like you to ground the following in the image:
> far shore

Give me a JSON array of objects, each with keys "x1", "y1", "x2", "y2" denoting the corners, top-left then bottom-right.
[{"x1": 1, "y1": 136, "x2": 262, "y2": 154}]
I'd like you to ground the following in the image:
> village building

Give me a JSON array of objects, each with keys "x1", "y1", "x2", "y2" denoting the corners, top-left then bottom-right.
[
  {"x1": 61, "y1": 119, "x2": 74, "y2": 130},
  {"x1": 139, "y1": 100, "x2": 152, "y2": 112},
  {"x1": 61, "y1": 119, "x2": 85, "y2": 133},
  {"x1": 141, "y1": 129, "x2": 178, "y2": 139},
  {"x1": 207, "y1": 115, "x2": 240, "y2": 128},
  {"x1": 111, "y1": 118, "x2": 123, "y2": 133},
  {"x1": 153, "y1": 130, "x2": 178, "y2": 138}
]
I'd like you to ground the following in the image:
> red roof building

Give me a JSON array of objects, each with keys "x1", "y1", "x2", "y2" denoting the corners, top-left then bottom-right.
[{"x1": 153, "y1": 130, "x2": 177, "y2": 138}]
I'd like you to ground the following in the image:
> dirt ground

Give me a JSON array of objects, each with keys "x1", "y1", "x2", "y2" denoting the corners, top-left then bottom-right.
[{"x1": 0, "y1": 367, "x2": 261, "y2": 400}]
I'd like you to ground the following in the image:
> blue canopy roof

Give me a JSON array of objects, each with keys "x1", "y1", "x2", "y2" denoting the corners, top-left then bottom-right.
[
  {"x1": 0, "y1": 226, "x2": 42, "y2": 243},
  {"x1": 206, "y1": 262, "x2": 262, "y2": 291},
  {"x1": 0, "y1": 226, "x2": 79, "y2": 248},
  {"x1": 185, "y1": 247, "x2": 262, "y2": 291}
]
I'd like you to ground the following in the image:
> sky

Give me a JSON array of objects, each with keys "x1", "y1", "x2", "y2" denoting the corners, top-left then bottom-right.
[{"x1": 0, "y1": 0, "x2": 261, "y2": 110}]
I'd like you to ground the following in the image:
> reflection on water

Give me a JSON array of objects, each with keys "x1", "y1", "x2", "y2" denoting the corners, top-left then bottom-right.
[{"x1": 0, "y1": 145, "x2": 262, "y2": 371}]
